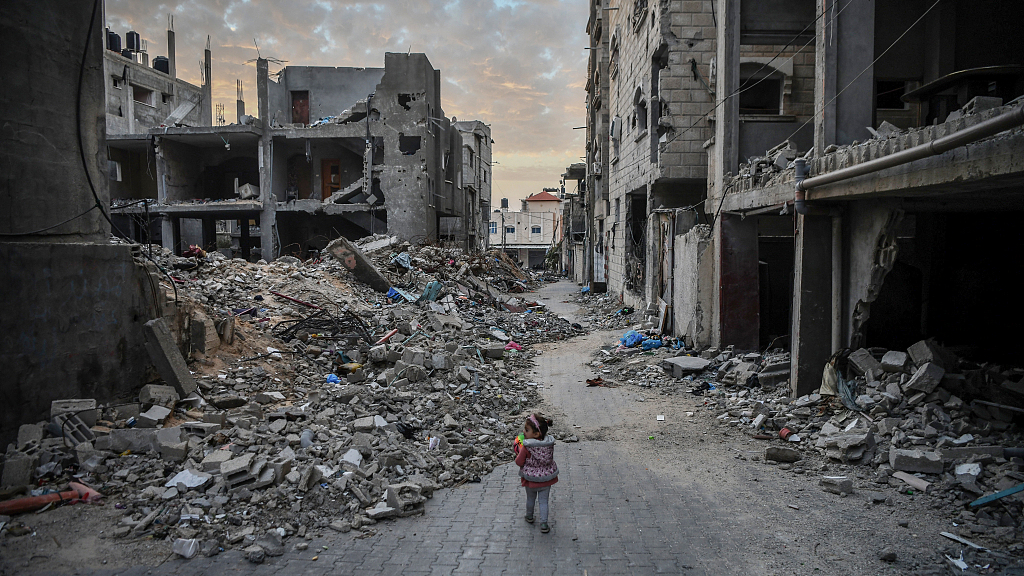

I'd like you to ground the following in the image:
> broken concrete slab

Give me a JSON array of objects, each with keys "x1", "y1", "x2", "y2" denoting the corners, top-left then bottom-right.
[
  {"x1": 660, "y1": 356, "x2": 712, "y2": 378},
  {"x1": 889, "y1": 448, "x2": 943, "y2": 474},
  {"x1": 143, "y1": 318, "x2": 198, "y2": 397},
  {"x1": 325, "y1": 236, "x2": 391, "y2": 293},
  {"x1": 892, "y1": 471, "x2": 931, "y2": 491}
]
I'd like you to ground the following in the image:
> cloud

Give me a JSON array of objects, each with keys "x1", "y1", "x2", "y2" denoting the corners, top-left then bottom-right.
[{"x1": 105, "y1": 0, "x2": 588, "y2": 204}]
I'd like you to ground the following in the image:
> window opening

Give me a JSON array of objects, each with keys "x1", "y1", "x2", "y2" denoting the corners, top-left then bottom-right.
[
  {"x1": 132, "y1": 85, "x2": 154, "y2": 106},
  {"x1": 532, "y1": 225, "x2": 542, "y2": 234},
  {"x1": 506, "y1": 226, "x2": 516, "y2": 234},
  {"x1": 399, "y1": 135, "x2": 421, "y2": 155},
  {"x1": 738, "y1": 63, "x2": 782, "y2": 115},
  {"x1": 489, "y1": 222, "x2": 497, "y2": 234}
]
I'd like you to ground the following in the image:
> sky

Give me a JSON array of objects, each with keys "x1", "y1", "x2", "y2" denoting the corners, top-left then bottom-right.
[{"x1": 105, "y1": 0, "x2": 589, "y2": 207}]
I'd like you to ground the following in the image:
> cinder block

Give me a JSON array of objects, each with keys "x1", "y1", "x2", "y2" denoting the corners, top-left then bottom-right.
[
  {"x1": 51, "y1": 399, "x2": 98, "y2": 427},
  {"x1": 139, "y1": 384, "x2": 179, "y2": 407},
  {"x1": 52, "y1": 413, "x2": 95, "y2": 445},
  {"x1": 847, "y1": 348, "x2": 882, "y2": 376},
  {"x1": 138, "y1": 405, "x2": 172, "y2": 428},
  {"x1": 1, "y1": 454, "x2": 36, "y2": 487}
]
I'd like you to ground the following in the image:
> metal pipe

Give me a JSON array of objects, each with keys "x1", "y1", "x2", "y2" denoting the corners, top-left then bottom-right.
[{"x1": 797, "y1": 105, "x2": 1024, "y2": 194}]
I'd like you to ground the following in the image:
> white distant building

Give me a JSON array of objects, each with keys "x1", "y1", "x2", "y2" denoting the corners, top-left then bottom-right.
[{"x1": 489, "y1": 190, "x2": 562, "y2": 269}]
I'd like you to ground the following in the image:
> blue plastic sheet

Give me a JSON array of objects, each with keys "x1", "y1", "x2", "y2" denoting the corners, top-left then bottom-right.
[
  {"x1": 641, "y1": 338, "x2": 663, "y2": 350},
  {"x1": 620, "y1": 330, "x2": 644, "y2": 347},
  {"x1": 326, "y1": 374, "x2": 341, "y2": 384}
]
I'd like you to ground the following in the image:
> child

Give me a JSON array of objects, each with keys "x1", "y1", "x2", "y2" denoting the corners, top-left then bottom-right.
[{"x1": 513, "y1": 413, "x2": 558, "y2": 533}]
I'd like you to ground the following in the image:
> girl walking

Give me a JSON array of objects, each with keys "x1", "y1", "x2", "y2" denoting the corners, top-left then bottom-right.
[{"x1": 513, "y1": 413, "x2": 558, "y2": 533}]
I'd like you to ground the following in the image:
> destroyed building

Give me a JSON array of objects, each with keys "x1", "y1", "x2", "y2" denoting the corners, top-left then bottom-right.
[
  {"x1": 579, "y1": 0, "x2": 1024, "y2": 401},
  {"x1": 584, "y1": 0, "x2": 718, "y2": 323},
  {"x1": 109, "y1": 44, "x2": 485, "y2": 259},
  {"x1": 705, "y1": 0, "x2": 1024, "y2": 397}
]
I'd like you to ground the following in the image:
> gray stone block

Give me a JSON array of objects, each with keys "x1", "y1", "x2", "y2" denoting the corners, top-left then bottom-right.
[
  {"x1": 138, "y1": 405, "x2": 172, "y2": 428},
  {"x1": 819, "y1": 476, "x2": 853, "y2": 495},
  {"x1": 889, "y1": 449, "x2": 943, "y2": 474},
  {"x1": 847, "y1": 348, "x2": 882, "y2": 376},
  {"x1": 108, "y1": 428, "x2": 157, "y2": 453},
  {"x1": 325, "y1": 236, "x2": 391, "y2": 292},
  {"x1": 765, "y1": 446, "x2": 801, "y2": 463},
  {"x1": 17, "y1": 424, "x2": 43, "y2": 449},
  {"x1": 904, "y1": 362, "x2": 945, "y2": 394},
  {"x1": 880, "y1": 351, "x2": 910, "y2": 373},
  {"x1": 660, "y1": 355, "x2": 712, "y2": 378},
  {"x1": 1, "y1": 454, "x2": 35, "y2": 487}
]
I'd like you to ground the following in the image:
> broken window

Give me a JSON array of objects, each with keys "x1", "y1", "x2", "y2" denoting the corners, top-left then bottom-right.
[
  {"x1": 399, "y1": 135, "x2": 421, "y2": 155},
  {"x1": 635, "y1": 87, "x2": 648, "y2": 132},
  {"x1": 132, "y1": 85, "x2": 154, "y2": 106},
  {"x1": 738, "y1": 63, "x2": 783, "y2": 115}
]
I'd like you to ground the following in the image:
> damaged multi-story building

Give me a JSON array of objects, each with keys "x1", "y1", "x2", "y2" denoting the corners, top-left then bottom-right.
[
  {"x1": 705, "y1": 0, "x2": 1024, "y2": 396},
  {"x1": 583, "y1": 0, "x2": 1024, "y2": 399},
  {"x1": 106, "y1": 25, "x2": 487, "y2": 259},
  {"x1": 584, "y1": 0, "x2": 717, "y2": 328}
]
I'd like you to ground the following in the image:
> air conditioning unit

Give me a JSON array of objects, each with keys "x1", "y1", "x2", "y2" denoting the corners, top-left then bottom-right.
[{"x1": 591, "y1": 162, "x2": 602, "y2": 176}]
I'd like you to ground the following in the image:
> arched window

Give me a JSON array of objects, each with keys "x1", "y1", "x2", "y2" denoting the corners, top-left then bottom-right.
[{"x1": 738, "y1": 61, "x2": 789, "y2": 115}]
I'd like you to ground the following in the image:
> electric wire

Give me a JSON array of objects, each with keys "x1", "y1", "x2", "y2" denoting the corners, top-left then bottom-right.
[
  {"x1": 77, "y1": 0, "x2": 178, "y2": 302},
  {"x1": 781, "y1": 0, "x2": 944, "y2": 145}
]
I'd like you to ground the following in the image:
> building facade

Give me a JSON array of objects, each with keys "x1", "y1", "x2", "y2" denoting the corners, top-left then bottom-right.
[
  {"x1": 107, "y1": 45, "x2": 487, "y2": 259},
  {"x1": 489, "y1": 191, "x2": 562, "y2": 268},
  {"x1": 454, "y1": 120, "x2": 493, "y2": 251}
]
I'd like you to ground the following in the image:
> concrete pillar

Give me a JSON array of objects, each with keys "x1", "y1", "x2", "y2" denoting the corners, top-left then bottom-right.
[
  {"x1": 240, "y1": 219, "x2": 251, "y2": 261},
  {"x1": 256, "y1": 58, "x2": 276, "y2": 260},
  {"x1": 167, "y1": 28, "x2": 175, "y2": 79},
  {"x1": 815, "y1": 0, "x2": 876, "y2": 153},
  {"x1": 710, "y1": 0, "x2": 740, "y2": 347},
  {"x1": 791, "y1": 214, "x2": 834, "y2": 397},
  {"x1": 236, "y1": 99, "x2": 245, "y2": 123},
  {"x1": 201, "y1": 217, "x2": 216, "y2": 253},
  {"x1": 719, "y1": 213, "x2": 759, "y2": 350},
  {"x1": 202, "y1": 42, "x2": 212, "y2": 126}
]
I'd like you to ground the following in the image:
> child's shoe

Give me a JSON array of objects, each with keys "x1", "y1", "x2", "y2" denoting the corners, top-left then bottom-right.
[
  {"x1": 524, "y1": 515, "x2": 534, "y2": 524},
  {"x1": 540, "y1": 522, "x2": 550, "y2": 533}
]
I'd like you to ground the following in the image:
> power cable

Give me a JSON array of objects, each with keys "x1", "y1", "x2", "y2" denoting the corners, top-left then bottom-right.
[
  {"x1": 781, "y1": 0, "x2": 944, "y2": 144},
  {"x1": 77, "y1": 0, "x2": 178, "y2": 302},
  {"x1": 0, "y1": 205, "x2": 99, "y2": 237}
]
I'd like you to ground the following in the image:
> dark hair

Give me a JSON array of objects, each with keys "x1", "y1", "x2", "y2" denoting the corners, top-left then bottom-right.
[{"x1": 525, "y1": 413, "x2": 553, "y2": 436}]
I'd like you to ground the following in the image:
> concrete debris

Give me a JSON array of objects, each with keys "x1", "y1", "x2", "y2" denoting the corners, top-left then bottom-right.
[
  {"x1": 583, "y1": 321, "x2": 1024, "y2": 552},
  {"x1": 0, "y1": 237, "x2": 586, "y2": 558}
]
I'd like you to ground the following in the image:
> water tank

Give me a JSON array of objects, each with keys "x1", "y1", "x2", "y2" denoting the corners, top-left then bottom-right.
[
  {"x1": 500, "y1": 198, "x2": 509, "y2": 209},
  {"x1": 121, "y1": 48, "x2": 132, "y2": 59},
  {"x1": 107, "y1": 31, "x2": 121, "y2": 53},
  {"x1": 126, "y1": 31, "x2": 141, "y2": 51},
  {"x1": 153, "y1": 56, "x2": 169, "y2": 74}
]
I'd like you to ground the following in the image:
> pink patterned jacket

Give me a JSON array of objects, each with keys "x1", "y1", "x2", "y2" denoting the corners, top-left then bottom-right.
[{"x1": 514, "y1": 435, "x2": 559, "y2": 488}]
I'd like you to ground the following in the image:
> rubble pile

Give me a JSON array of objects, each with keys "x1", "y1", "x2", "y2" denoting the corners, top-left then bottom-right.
[
  {"x1": 706, "y1": 340, "x2": 1024, "y2": 553},
  {"x1": 357, "y1": 235, "x2": 545, "y2": 294},
  {"x1": 573, "y1": 293, "x2": 639, "y2": 331},
  {"x1": 0, "y1": 239, "x2": 582, "y2": 561}
]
